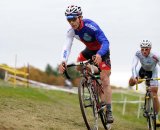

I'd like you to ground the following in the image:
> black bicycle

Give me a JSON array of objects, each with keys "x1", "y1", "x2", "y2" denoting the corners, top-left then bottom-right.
[
  {"x1": 136, "y1": 78, "x2": 160, "y2": 130},
  {"x1": 64, "y1": 59, "x2": 111, "y2": 130}
]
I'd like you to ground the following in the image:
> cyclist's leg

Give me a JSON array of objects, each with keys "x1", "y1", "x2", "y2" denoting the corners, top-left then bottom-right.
[
  {"x1": 100, "y1": 69, "x2": 114, "y2": 123},
  {"x1": 99, "y1": 51, "x2": 114, "y2": 123},
  {"x1": 99, "y1": 51, "x2": 111, "y2": 103},
  {"x1": 76, "y1": 51, "x2": 87, "y2": 71},
  {"x1": 100, "y1": 70, "x2": 111, "y2": 103},
  {"x1": 151, "y1": 87, "x2": 159, "y2": 112}
]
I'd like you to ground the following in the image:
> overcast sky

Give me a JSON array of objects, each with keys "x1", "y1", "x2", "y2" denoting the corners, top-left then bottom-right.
[{"x1": 0, "y1": 0, "x2": 160, "y2": 87}]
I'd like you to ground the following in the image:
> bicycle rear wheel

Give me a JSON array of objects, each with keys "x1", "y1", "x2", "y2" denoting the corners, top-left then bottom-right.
[
  {"x1": 145, "y1": 94, "x2": 156, "y2": 130},
  {"x1": 78, "y1": 78, "x2": 98, "y2": 130}
]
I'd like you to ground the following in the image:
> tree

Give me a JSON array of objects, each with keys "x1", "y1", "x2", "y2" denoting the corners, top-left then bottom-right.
[
  {"x1": 45, "y1": 64, "x2": 53, "y2": 75},
  {"x1": 67, "y1": 67, "x2": 80, "y2": 80},
  {"x1": 52, "y1": 66, "x2": 59, "y2": 76}
]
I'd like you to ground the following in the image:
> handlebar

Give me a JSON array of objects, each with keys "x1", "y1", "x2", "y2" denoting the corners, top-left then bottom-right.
[
  {"x1": 66, "y1": 59, "x2": 93, "y2": 67},
  {"x1": 63, "y1": 59, "x2": 100, "y2": 80},
  {"x1": 135, "y1": 78, "x2": 160, "y2": 90}
]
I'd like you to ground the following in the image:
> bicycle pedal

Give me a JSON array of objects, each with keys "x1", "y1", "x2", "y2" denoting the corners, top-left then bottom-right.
[{"x1": 98, "y1": 106, "x2": 106, "y2": 113}]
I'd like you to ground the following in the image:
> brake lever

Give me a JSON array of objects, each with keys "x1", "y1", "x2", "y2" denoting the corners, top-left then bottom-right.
[{"x1": 62, "y1": 63, "x2": 71, "y2": 80}]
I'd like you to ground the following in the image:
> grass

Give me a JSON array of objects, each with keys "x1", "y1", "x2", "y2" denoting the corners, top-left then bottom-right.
[
  {"x1": 112, "y1": 91, "x2": 147, "y2": 130},
  {"x1": 0, "y1": 80, "x2": 151, "y2": 130}
]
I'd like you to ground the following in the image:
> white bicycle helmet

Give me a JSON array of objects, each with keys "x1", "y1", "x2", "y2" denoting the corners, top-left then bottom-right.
[
  {"x1": 140, "y1": 40, "x2": 152, "y2": 48},
  {"x1": 65, "y1": 5, "x2": 82, "y2": 19}
]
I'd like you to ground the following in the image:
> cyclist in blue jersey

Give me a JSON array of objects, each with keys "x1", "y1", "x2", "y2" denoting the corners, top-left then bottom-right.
[
  {"x1": 129, "y1": 40, "x2": 160, "y2": 125},
  {"x1": 58, "y1": 5, "x2": 114, "y2": 123}
]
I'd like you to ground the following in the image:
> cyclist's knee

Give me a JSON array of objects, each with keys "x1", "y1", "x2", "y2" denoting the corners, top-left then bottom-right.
[
  {"x1": 100, "y1": 70, "x2": 110, "y2": 86},
  {"x1": 151, "y1": 87, "x2": 158, "y2": 94},
  {"x1": 100, "y1": 70, "x2": 111, "y2": 78}
]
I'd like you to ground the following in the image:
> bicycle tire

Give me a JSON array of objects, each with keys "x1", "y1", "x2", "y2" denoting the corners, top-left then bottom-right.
[
  {"x1": 99, "y1": 111, "x2": 112, "y2": 130},
  {"x1": 145, "y1": 93, "x2": 156, "y2": 130},
  {"x1": 92, "y1": 78, "x2": 111, "y2": 130},
  {"x1": 91, "y1": 79, "x2": 111, "y2": 130},
  {"x1": 78, "y1": 78, "x2": 98, "y2": 130}
]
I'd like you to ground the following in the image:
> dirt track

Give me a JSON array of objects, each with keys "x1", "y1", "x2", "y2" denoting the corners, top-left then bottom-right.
[{"x1": 0, "y1": 85, "x2": 148, "y2": 130}]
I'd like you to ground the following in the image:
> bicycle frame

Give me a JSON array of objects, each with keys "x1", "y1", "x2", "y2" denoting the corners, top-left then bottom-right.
[
  {"x1": 136, "y1": 78, "x2": 160, "y2": 130},
  {"x1": 65, "y1": 60, "x2": 104, "y2": 96},
  {"x1": 64, "y1": 60, "x2": 111, "y2": 130}
]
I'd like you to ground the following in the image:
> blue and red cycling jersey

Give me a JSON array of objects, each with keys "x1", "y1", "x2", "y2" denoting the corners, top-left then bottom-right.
[{"x1": 61, "y1": 19, "x2": 110, "y2": 62}]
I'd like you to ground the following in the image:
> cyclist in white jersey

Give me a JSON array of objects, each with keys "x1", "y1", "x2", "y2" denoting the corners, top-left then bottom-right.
[{"x1": 129, "y1": 40, "x2": 160, "y2": 125}]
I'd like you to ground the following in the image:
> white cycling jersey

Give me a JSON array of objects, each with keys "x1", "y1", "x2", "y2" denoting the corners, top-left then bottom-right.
[{"x1": 132, "y1": 50, "x2": 160, "y2": 86}]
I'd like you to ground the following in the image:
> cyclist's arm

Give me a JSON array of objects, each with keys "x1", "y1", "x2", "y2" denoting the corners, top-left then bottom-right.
[
  {"x1": 61, "y1": 29, "x2": 75, "y2": 63},
  {"x1": 157, "y1": 55, "x2": 160, "y2": 66},
  {"x1": 132, "y1": 55, "x2": 139, "y2": 78},
  {"x1": 94, "y1": 25, "x2": 109, "y2": 56},
  {"x1": 152, "y1": 52, "x2": 160, "y2": 66}
]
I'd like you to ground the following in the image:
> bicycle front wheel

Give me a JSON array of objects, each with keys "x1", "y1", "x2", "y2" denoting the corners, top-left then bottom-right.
[
  {"x1": 145, "y1": 94, "x2": 156, "y2": 130},
  {"x1": 99, "y1": 110, "x2": 111, "y2": 130},
  {"x1": 78, "y1": 78, "x2": 98, "y2": 130}
]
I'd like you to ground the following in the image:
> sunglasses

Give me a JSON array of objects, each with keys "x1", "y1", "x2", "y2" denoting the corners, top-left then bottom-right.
[
  {"x1": 67, "y1": 17, "x2": 77, "y2": 22},
  {"x1": 141, "y1": 48, "x2": 149, "y2": 51}
]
